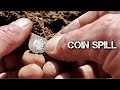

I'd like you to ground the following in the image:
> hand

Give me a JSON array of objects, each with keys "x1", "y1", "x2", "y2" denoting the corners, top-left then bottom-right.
[
  {"x1": 44, "y1": 11, "x2": 120, "y2": 78},
  {"x1": 0, "y1": 18, "x2": 45, "y2": 78}
]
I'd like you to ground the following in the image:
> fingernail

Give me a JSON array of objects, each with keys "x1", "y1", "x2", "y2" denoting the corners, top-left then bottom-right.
[
  {"x1": 55, "y1": 75, "x2": 64, "y2": 79},
  {"x1": 10, "y1": 18, "x2": 32, "y2": 28},
  {"x1": 45, "y1": 35, "x2": 64, "y2": 52}
]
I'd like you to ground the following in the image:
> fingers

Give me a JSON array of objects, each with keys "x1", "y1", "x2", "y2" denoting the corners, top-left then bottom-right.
[
  {"x1": 55, "y1": 63, "x2": 111, "y2": 79},
  {"x1": 43, "y1": 60, "x2": 64, "y2": 78},
  {"x1": 55, "y1": 64, "x2": 95, "y2": 79},
  {"x1": 1, "y1": 49, "x2": 45, "y2": 72},
  {"x1": 0, "y1": 72, "x2": 7, "y2": 78},
  {"x1": 42, "y1": 59, "x2": 88, "y2": 78},
  {"x1": 3, "y1": 50, "x2": 45, "y2": 71},
  {"x1": 57, "y1": 11, "x2": 107, "y2": 35},
  {"x1": 56, "y1": 11, "x2": 120, "y2": 36},
  {"x1": 0, "y1": 63, "x2": 43, "y2": 79},
  {"x1": 0, "y1": 71, "x2": 18, "y2": 78},
  {"x1": 0, "y1": 18, "x2": 33, "y2": 57},
  {"x1": 21, "y1": 50, "x2": 45, "y2": 67},
  {"x1": 45, "y1": 12, "x2": 109, "y2": 62},
  {"x1": 18, "y1": 64, "x2": 43, "y2": 79},
  {"x1": 45, "y1": 14, "x2": 120, "y2": 64},
  {"x1": 45, "y1": 16, "x2": 102, "y2": 62},
  {"x1": 103, "y1": 50, "x2": 120, "y2": 78}
]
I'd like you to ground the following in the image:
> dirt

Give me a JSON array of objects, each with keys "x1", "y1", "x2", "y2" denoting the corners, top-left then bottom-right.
[
  {"x1": 0, "y1": 11, "x2": 87, "y2": 39},
  {"x1": 0, "y1": 11, "x2": 87, "y2": 62},
  {"x1": 0, "y1": 11, "x2": 88, "y2": 75},
  {"x1": 0, "y1": 11, "x2": 112, "y2": 78}
]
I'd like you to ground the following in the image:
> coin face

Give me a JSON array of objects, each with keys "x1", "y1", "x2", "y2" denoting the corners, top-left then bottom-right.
[{"x1": 28, "y1": 36, "x2": 48, "y2": 54}]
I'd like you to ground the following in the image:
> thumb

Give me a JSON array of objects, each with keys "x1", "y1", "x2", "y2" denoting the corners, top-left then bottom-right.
[
  {"x1": 0, "y1": 18, "x2": 33, "y2": 58},
  {"x1": 45, "y1": 14, "x2": 117, "y2": 64},
  {"x1": 45, "y1": 27, "x2": 96, "y2": 62}
]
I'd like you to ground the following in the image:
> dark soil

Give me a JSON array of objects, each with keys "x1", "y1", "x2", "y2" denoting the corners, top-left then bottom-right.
[{"x1": 0, "y1": 11, "x2": 87, "y2": 39}]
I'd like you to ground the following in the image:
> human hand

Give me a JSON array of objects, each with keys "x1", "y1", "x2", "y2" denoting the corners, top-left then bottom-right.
[
  {"x1": 44, "y1": 11, "x2": 120, "y2": 79},
  {"x1": 0, "y1": 18, "x2": 45, "y2": 79}
]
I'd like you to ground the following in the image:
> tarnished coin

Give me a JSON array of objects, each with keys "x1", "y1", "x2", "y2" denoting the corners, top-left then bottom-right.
[{"x1": 28, "y1": 36, "x2": 47, "y2": 54}]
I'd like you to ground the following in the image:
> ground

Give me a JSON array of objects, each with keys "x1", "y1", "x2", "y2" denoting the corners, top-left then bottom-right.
[
  {"x1": 0, "y1": 11, "x2": 88, "y2": 75},
  {"x1": 0, "y1": 11, "x2": 111, "y2": 78},
  {"x1": 0, "y1": 11, "x2": 86, "y2": 39}
]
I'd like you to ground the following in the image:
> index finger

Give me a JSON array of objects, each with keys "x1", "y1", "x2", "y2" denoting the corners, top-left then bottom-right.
[{"x1": 56, "y1": 11, "x2": 108, "y2": 35}]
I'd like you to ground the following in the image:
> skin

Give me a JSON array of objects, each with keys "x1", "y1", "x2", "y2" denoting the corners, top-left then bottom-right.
[
  {"x1": 55, "y1": 64, "x2": 95, "y2": 79},
  {"x1": 21, "y1": 50, "x2": 45, "y2": 68},
  {"x1": 18, "y1": 64, "x2": 43, "y2": 79},
  {"x1": 45, "y1": 11, "x2": 120, "y2": 78},
  {"x1": 43, "y1": 60, "x2": 64, "y2": 78},
  {"x1": 0, "y1": 18, "x2": 45, "y2": 78},
  {"x1": 1, "y1": 11, "x2": 120, "y2": 78}
]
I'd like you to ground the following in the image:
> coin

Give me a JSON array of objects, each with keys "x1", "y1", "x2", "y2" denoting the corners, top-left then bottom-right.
[{"x1": 28, "y1": 36, "x2": 48, "y2": 54}]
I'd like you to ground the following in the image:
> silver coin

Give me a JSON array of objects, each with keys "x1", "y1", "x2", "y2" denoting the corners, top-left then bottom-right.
[{"x1": 28, "y1": 36, "x2": 47, "y2": 54}]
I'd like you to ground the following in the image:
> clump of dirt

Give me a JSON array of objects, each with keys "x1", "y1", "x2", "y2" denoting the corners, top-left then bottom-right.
[{"x1": 0, "y1": 11, "x2": 86, "y2": 39}]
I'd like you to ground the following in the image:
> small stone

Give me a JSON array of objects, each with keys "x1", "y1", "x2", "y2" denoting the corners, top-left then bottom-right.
[{"x1": 28, "y1": 36, "x2": 47, "y2": 54}]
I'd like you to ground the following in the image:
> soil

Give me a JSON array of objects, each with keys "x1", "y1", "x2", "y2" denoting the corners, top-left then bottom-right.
[
  {"x1": 0, "y1": 11, "x2": 112, "y2": 78},
  {"x1": 0, "y1": 11, "x2": 88, "y2": 76},
  {"x1": 0, "y1": 11, "x2": 87, "y2": 39}
]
